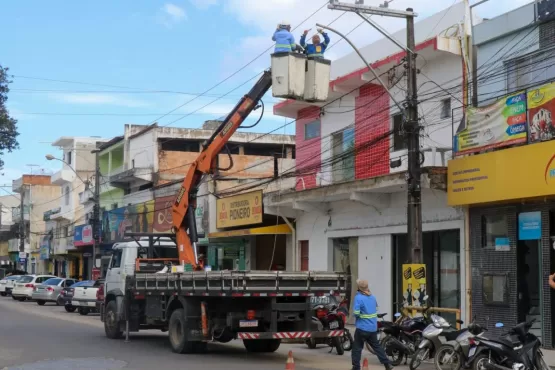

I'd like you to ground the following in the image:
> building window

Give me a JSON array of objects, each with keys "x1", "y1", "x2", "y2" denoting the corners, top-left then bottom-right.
[
  {"x1": 63, "y1": 226, "x2": 69, "y2": 238},
  {"x1": 481, "y1": 214, "x2": 508, "y2": 248},
  {"x1": 440, "y1": 98, "x2": 451, "y2": 119},
  {"x1": 67, "y1": 151, "x2": 72, "y2": 165},
  {"x1": 304, "y1": 120, "x2": 321, "y2": 140},
  {"x1": 506, "y1": 50, "x2": 555, "y2": 91},
  {"x1": 332, "y1": 127, "x2": 355, "y2": 183},
  {"x1": 392, "y1": 113, "x2": 407, "y2": 152},
  {"x1": 64, "y1": 186, "x2": 70, "y2": 206}
]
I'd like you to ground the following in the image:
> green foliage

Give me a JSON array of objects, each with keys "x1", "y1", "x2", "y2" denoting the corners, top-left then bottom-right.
[{"x1": 0, "y1": 65, "x2": 20, "y2": 169}]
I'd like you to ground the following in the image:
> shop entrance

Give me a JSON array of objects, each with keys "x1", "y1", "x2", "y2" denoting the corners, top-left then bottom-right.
[
  {"x1": 517, "y1": 239, "x2": 541, "y2": 332},
  {"x1": 207, "y1": 241, "x2": 246, "y2": 271}
]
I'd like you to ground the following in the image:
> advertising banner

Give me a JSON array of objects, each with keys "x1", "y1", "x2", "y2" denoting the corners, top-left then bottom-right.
[
  {"x1": 152, "y1": 196, "x2": 174, "y2": 233},
  {"x1": 453, "y1": 91, "x2": 527, "y2": 155},
  {"x1": 527, "y1": 82, "x2": 555, "y2": 143},
  {"x1": 216, "y1": 190, "x2": 263, "y2": 229},
  {"x1": 74, "y1": 224, "x2": 93, "y2": 247},
  {"x1": 401, "y1": 264, "x2": 427, "y2": 308},
  {"x1": 448, "y1": 140, "x2": 555, "y2": 206},
  {"x1": 102, "y1": 200, "x2": 155, "y2": 243},
  {"x1": 40, "y1": 236, "x2": 50, "y2": 260}
]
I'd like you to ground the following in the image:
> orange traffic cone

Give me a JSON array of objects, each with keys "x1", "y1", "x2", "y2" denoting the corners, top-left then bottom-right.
[
  {"x1": 362, "y1": 358, "x2": 369, "y2": 370},
  {"x1": 285, "y1": 350, "x2": 295, "y2": 370}
]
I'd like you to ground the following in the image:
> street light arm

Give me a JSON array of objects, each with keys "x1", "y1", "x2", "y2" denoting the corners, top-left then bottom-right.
[
  {"x1": 315, "y1": 23, "x2": 406, "y2": 115},
  {"x1": 45, "y1": 154, "x2": 90, "y2": 186}
]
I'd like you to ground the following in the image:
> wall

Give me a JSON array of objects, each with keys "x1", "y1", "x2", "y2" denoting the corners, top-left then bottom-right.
[
  {"x1": 29, "y1": 185, "x2": 62, "y2": 252},
  {"x1": 128, "y1": 127, "x2": 156, "y2": 171},
  {"x1": 296, "y1": 107, "x2": 321, "y2": 190},
  {"x1": 158, "y1": 151, "x2": 199, "y2": 184},
  {"x1": 100, "y1": 188, "x2": 124, "y2": 210},
  {"x1": 358, "y1": 235, "x2": 392, "y2": 314},
  {"x1": 0, "y1": 194, "x2": 20, "y2": 225}
]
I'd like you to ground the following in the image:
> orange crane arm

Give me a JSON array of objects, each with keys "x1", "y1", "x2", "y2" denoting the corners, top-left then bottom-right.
[{"x1": 171, "y1": 70, "x2": 273, "y2": 269}]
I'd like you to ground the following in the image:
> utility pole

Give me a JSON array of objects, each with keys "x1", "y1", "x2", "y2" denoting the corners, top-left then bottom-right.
[
  {"x1": 91, "y1": 148, "x2": 101, "y2": 280},
  {"x1": 19, "y1": 184, "x2": 26, "y2": 270},
  {"x1": 327, "y1": 1, "x2": 422, "y2": 263}
]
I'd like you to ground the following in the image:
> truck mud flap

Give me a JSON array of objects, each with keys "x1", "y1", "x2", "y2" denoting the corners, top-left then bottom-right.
[{"x1": 237, "y1": 330, "x2": 343, "y2": 340}]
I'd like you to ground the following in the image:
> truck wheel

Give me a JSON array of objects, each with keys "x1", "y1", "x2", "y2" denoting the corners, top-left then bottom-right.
[
  {"x1": 65, "y1": 305, "x2": 76, "y2": 313},
  {"x1": 306, "y1": 338, "x2": 317, "y2": 349},
  {"x1": 79, "y1": 308, "x2": 89, "y2": 316},
  {"x1": 37, "y1": 300, "x2": 45, "y2": 306},
  {"x1": 104, "y1": 301, "x2": 123, "y2": 339},
  {"x1": 169, "y1": 308, "x2": 194, "y2": 354}
]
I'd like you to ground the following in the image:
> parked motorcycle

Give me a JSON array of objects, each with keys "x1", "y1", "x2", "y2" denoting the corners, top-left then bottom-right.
[
  {"x1": 409, "y1": 314, "x2": 465, "y2": 370},
  {"x1": 433, "y1": 320, "x2": 487, "y2": 370},
  {"x1": 471, "y1": 320, "x2": 549, "y2": 370},
  {"x1": 365, "y1": 312, "x2": 396, "y2": 355},
  {"x1": 306, "y1": 300, "x2": 347, "y2": 355}
]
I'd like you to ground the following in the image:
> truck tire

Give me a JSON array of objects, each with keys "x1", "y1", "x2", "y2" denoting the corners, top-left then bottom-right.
[
  {"x1": 37, "y1": 300, "x2": 45, "y2": 306},
  {"x1": 104, "y1": 300, "x2": 123, "y2": 339},
  {"x1": 79, "y1": 308, "x2": 89, "y2": 316},
  {"x1": 169, "y1": 308, "x2": 194, "y2": 354},
  {"x1": 244, "y1": 339, "x2": 281, "y2": 353}
]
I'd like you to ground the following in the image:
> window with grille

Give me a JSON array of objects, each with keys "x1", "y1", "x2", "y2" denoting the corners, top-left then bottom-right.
[
  {"x1": 304, "y1": 120, "x2": 321, "y2": 140},
  {"x1": 440, "y1": 98, "x2": 451, "y2": 119}
]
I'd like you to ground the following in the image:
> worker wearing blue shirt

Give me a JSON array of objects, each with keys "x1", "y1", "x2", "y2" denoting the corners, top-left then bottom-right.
[
  {"x1": 351, "y1": 279, "x2": 393, "y2": 370},
  {"x1": 273, "y1": 21, "x2": 296, "y2": 53},
  {"x1": 300, "y1": 28, "x2": 330, "y2": 58}
]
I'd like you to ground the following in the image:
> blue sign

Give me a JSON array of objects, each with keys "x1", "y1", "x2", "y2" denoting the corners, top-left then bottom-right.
[
  {"x1": 495, "y1": 237, "x2": 510, "y2": 251},
  {"x1": 519, "y1": 212, "x2": 542, "y2": 240},
  {"x1": 18, "y1": 258, "x2": 26, "y2": 263}
]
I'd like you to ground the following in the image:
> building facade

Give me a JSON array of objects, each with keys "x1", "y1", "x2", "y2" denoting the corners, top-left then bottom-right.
[
  {"x1": 94, "y1": 122, "x2": 296, "y2": 272},
  {"x1": 0, "y1": 194, "x2": 20, "y2": 268},
  {"x1": 448, "y1": 3, "x2": 555, "y2": 348},
  {"x1": 268, "y1": 2, "x2": 469, "y2": 320}
]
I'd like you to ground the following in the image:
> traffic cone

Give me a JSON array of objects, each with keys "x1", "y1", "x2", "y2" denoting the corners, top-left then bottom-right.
[
  {"x1": 362, "y1": 358, "x2": 369, "y2": 370},
  {"x1": 285, "y1": 350, "x2": 295, "y2": 370}
]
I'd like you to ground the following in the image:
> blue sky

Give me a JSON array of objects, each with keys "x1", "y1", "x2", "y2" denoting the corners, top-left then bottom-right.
[{"x1": 0, "y1": 0, "x2": 530, "y2": 186}]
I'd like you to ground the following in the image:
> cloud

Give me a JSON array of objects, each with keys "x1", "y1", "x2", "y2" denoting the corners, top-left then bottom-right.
[
  {"x1": 159, "y1": 3, "x2": 187, "y2": 27},
  {"x1": 189, "y1": 0, "x2": 218, "y2": 10},
  {"x1": 49, "y1": 93, "x2": 148, "y2": 108}
]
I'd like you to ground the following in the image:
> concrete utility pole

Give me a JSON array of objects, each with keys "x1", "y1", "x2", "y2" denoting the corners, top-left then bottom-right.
[
  {"x1": 19, "y1": 184, "x2": 26, "y2": 269},
  {"x1": 327, "y1": 0, "x2": 422, "y2": 262}
]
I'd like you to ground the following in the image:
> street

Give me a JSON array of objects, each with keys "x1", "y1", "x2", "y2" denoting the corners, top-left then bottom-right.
[{"x1": 0, "y1": 298, "x2": 410, "y2": 370}]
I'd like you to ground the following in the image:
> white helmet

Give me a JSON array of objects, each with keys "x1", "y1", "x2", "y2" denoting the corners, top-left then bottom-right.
[{"x1": 280, "y1": 20, "x2": 291, "y2": 27}]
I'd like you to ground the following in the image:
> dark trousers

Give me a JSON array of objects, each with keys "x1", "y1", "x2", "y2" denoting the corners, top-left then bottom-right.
[{"x1": 352, "y1": 328, "x2": 390, "y2": 370}]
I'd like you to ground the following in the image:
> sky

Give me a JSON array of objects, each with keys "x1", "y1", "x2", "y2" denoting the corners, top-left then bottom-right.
[{"x1": 0, "y1": 0, "x2": 531, "y2": 189}]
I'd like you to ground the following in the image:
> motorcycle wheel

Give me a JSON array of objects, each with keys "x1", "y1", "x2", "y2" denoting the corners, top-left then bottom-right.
[
  {"x1": 434, "y1": 345, "x2": 461, "y2": 370},
  {"x1": 333, "y1": 336, "x2": 344, "y2": 355},
  {"x1": 472, "y1": 354, "x2": 490, "y2": 370},
  {"x1": 410, "y1": 346, "x2": 431, "y2": 370},
  {"x1": 381, "y1": 336, "x2": 404, "y2": 367},
  {"x1": 365, "y1": 334, "x2": 386, "y2": 355},
  {"x1": 342, "y1": 331, "x2": 353, "y2": 352}
]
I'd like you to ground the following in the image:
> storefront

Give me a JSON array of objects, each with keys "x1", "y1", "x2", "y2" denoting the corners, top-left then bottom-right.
[
  {"x1": 448, "y1": 140, "x2": 555, "y2": 348},
  {"x1": 74, "y1": 224, "x2": 95, "y2": 280}
]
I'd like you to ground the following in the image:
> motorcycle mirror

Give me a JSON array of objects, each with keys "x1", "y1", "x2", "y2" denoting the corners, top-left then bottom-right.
[
  {"x1": 495, "y1": 322, "x2": 504, "y2": 328},
  {"x1": 394, "y1": 312, "x2": 401, "y2": 317},
  {"x1": 423, "y1": 295, "x2": 429, "y2": 301}
]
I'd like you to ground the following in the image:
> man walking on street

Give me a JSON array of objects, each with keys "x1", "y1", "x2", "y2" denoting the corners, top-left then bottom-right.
[{"x1": 351, "y1": 279, "x2": 393, "y2": 370}]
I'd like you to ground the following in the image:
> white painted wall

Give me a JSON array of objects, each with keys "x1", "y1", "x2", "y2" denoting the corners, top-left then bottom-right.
[
  {"x1": 127, "y1": 128, "x2": 156, "y2": 171},
  {"x1": 358, "y1": 235, "x2": 392, "y2": 314}
]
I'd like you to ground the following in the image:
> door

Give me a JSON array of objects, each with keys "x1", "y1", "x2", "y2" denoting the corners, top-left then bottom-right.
[
  {"x1": 517, "y1": 239, "x2": 541, "y2": 336},
  {"x1": 105, "y1": 249, "x2": 123, "y2": 294}
]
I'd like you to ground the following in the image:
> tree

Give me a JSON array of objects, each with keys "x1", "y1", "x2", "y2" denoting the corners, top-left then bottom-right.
[{"x1": 0, "y1": 64, "x2": 19, "y2": 169}]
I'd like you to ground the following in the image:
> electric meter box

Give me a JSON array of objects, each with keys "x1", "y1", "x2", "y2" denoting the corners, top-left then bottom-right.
[
  {"x1": 271, "y1": 52, "x2": 307, "y2": 99},
  {"x1": 304, "y1": 57, "x2": 331, "y2": 102}
]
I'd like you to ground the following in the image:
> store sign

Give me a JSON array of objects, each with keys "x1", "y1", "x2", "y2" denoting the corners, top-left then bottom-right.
[
  {"x1": 74, "y1": 224, "x2": 94, "y2": 247},
  {"x1": 102, "y1": 200, "x2": 155, "y2": 243},
  {"x1": 453, "y1": 91, "x2": 527, "y2": 156},
  {"x1": 518, "y1": 212, "x2": 542, "y2": 240},
  {"x1": 216, "y1": 190, "x2": 263, "y2": 229},
  {"x1": 527, "y1": 82, "x2": 555, "y2": 143},
  {"x1": 495, "y1": 237, "x2": 510, "y2": 251},
  {"x1": 153, "y1": 196, "x2": 173, "y2": 233},
  {"x1": 448, "y1": 140, "x2": 555, "y2": 206}
]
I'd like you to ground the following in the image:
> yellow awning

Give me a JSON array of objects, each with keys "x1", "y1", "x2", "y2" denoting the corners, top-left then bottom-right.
[{"x1": 209, "y1": 224, "x2": 292, "y2": 239}]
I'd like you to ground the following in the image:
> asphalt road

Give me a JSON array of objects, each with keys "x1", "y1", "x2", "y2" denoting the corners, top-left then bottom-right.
[{"x1": 0, "y1": 297, "x2": 437, "y2": 370}]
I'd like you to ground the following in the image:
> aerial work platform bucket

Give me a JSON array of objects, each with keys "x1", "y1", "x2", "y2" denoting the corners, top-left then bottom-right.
[
  {"x1": 271, "y1": 52, "x2": 307, "y2": 100},
  {"x1": 304, "y1": 57, "x2": 331, "y2": 102}
]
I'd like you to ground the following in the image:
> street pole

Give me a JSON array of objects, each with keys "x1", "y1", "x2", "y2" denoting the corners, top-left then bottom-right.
[
  {"x1": 326, "y1": 1, "x2": 422, "y2": 263},
  {"x1": 405, "y1": 10, "x2": 423, "y2": 263},
  {"x1": 19, "y1": 185, "x2": 25, "y2": 271},
  {"x1": 92, "y1": 149, "x2": 100, "y2": 280}
]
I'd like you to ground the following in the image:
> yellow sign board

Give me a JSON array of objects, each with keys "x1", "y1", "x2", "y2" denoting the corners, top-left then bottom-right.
[
  {"x1": 448, "y1": 140, "x2": 555, "y2": 206},
  {"x1": 216, "y1": 190, "x2": 263, "y2": 229},
  {"x1": 401, "y1": 264, "x2": 427, "y2": 308}
]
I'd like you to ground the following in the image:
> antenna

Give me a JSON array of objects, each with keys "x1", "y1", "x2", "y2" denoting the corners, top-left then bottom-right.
[{"x1": 26, "y1": 164, "x2": 40, "y2": 174}]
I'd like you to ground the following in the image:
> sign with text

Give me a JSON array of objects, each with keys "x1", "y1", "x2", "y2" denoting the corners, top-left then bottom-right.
[
  {"x1": 518, "y1": 212, "x2": 542, "y2": 240},
  {"x1": 401, "y1": 264, "x2": 427, "y2": 308},
  {"x1": 74, "y1": 224, "x2": 93, "y2": 247},
  {"x1": 527, "y1": 82, "x2": 555, "y2": 143},
  {"x1": 216, "y1": 190, "x2": 263, "y2": 229},
  {"x1": 448, "y1": 140, "x2": 555, "y2": 205},
  {"x1": 453, "y1": 91, "x2": 527, "y2": 155}
]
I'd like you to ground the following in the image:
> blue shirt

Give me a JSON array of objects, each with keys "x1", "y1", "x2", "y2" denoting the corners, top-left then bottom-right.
[
  {"x1": 300, "y1": 32, "x2": 330, "y2": 57},
  {"x1": 353, "y1": 292, "x2": 378, "y2": 332},
  {"x1": 273, "y1": 29, "x2": 296, "y2": 53}
]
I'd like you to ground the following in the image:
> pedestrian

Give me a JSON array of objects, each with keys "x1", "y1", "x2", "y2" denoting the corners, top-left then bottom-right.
[
  {"x1": 272, "y1": 21, "x2": 296, "y2": 53},
  {"x1": 351, "y1": 279, "x2": 393, "y2": 370},
  {"x1": 549, "y1": 272, "x2": 555, "y2": 289},
  {"x1": 300, "y1": 28, "x2": 330, "y2": 58}
]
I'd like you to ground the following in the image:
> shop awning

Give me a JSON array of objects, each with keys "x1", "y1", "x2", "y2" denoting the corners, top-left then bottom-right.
[{"x1": 208, "y1": 224, "x2": 292, "y2": 239}]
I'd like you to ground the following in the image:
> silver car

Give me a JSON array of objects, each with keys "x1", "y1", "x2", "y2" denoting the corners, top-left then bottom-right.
[{"x1": 32, "y1": 277, "x2": 77, "y2": 306}]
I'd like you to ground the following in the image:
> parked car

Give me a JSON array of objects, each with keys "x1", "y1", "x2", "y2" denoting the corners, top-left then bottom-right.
[
  {"x1": 72, "y1": 278, "x2": 104, "y2": 315},
  {"x1": 0, "y1": 275, "x2": 23, "y2": 296},
  {"x1": 32, "y1": 277, "x2": 77, "y2": 306},
  {"x1": 58, "y1": 280, "x2": 96, "y2": 312},
  {"x1": 11, "y1": 275, "x2": 57, "y2": 301}
]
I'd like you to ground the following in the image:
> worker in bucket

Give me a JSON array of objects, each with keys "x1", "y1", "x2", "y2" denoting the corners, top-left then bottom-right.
[
  {"x1": 272, "y1": 21, "x2": 296, "y2": 53},
  {"x1": 300, "y1": 28, "x2": 330, "y2": 58}
]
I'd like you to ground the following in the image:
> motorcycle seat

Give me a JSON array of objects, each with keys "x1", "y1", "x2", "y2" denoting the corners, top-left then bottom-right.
[
  {"x1": 443, "y1": 329, "x2": 466, "y2": 342},
  {"x1": 378, "y1": 313, "x2": 387, "y2": 319},
  {"x1": 481, "y1": 335, "x2": 516, "y2": 348}
]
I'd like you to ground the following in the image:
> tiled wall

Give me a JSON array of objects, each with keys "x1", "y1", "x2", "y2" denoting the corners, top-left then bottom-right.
[{"x1": 295, "y1": 106, "x2": 321, "y2": 191}]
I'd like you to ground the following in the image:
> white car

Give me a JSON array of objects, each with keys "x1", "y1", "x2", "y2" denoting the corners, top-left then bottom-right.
[
  {"x1": 0, "y1": 275, "x2": 23, "y2": 296},
  {"x1": 12, "y1": 275, "x2": 57, "y2": 301}
]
